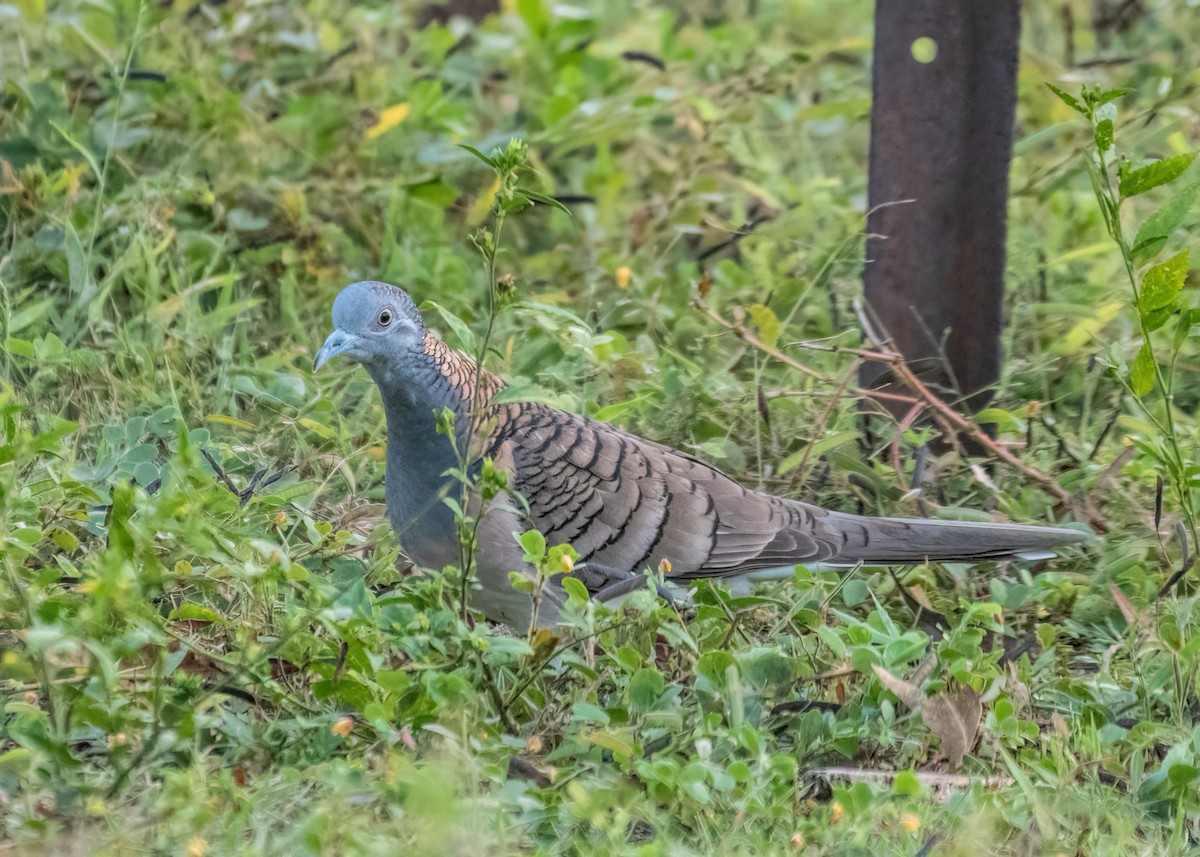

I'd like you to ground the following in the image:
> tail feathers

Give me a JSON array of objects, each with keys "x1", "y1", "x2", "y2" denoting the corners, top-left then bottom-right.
[{"x1": 822, "y1": 511, "x2": 1091, "y2": 566}]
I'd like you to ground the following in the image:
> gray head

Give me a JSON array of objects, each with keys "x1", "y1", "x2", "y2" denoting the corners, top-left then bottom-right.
[{"x1": 313, "y1": 281, "x2": 425, "y2": 372}]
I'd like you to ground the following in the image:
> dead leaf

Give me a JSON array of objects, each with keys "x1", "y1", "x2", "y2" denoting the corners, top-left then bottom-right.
[
  {"x1": 506, "y1": 756, "x2": 553, "y2": 788},
  {"x1": 922, "y1": 687, "x2": 982, "y2": 769},
  {"x1": 1051, "y1": 712, "x2": 1070, "y2": 740},
  {"x1": 908, "y1": 584, "x2": 935, "y2": 611},
  {"x1": 1108, "y1": 584, "x2": 1139, "y2": 624},
  {"x1": 872, "y1": 663, "x2": 924, "y2": 709},
  {"x1": 1005, "y1": 662, "x2": 1032, "y2": 718}
]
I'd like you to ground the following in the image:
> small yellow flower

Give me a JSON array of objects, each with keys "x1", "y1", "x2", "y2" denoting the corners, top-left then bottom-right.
[
  {"x1": 85, "y1": 796, "x2": 107, "y2": 816},
  {"x1": 615, "y1": 266, "x2": 632, "y2": 288},
  {"x1": 899, "y1": 812, "x2": 920, "y2": 833},
  {"x1": 187, "y1": 836, "x2": 207, "y2": 857},
  {"x1": 790, "y1": 832, "x2": 805, "y2": 850},
  {"x1": 658, "y1": 557, "x2": 672, "y2": 574},
  {"x1": 829, "y1": 801, "x2": 844, "y2": 823},
  {"x1": 526, "y1": 734, "x2": 544, "y2": 754},
  {"x1": 560, "y1": 552, "x2": 575, "y2": 573},
  {"x1": 331, "y1": 716, "x2": 354, "y2": 738}
]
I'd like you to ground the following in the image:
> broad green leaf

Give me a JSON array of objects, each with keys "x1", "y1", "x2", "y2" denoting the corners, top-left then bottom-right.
[
  {"x1": 626, "y1": 668, "x2": 665, "y2": 713},
  {"x1": 974, "y1": 408, "x2": 1021, "y2": 432},
  {"x1": 842, "y1": 579, "x2": 868, "y2": 607},
  {"x1": 1130, "y1": 341, "x2": 1156, "y2": 396},
  {"x1": 516, "y1": 0, "x2": 548, "y2": 35},
  {"x1": 747, "y1": 304, "x2": 781, "y2": 349},
  {"x1": 1094, "y1": 119, "x2": 1113, "y2": 154},
  {"x1": 5, "y1": 337, "x2": 34, "y2": 358},
  {"x1": 0, "y1": 748, "x2": 33, "y2": 775},
  {"x1": 1142, "y1": 306, "x2": 1172, "y2": 333},
  {"x1": 1139, "y1": 251, "x2": 1189, "y2": 313},
  {"x1": 49, "y1": 527, "x2": 80, "y2": 552},
  {"x1": 696, "y1": 650, "x2": 735, "y2": 685},
  {"x1": 1132, "y1": 182, "x2": 1198, "y2": 264},
  {"x1": 1120, "y1": 153, "x2": 1196, "y2": 199},
  {"x1": 571, "y1": 700, "x2": 609, "y2": 725},
  {"x1": 519, "y1": 529, "x2": 546, "y2": 562},
  {"x1": 561, "y1": 575, "x2": 589, "y2": 603}
]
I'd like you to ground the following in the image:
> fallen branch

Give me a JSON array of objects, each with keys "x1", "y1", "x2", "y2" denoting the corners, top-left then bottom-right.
[{"x1": 806, "y1": 766, "x2": 1013, "y2": 795}]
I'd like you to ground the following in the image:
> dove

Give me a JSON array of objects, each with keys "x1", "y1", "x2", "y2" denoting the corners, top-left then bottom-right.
[{"x1": 315, "y1": 280, "x2": 1089, "y2": 630}]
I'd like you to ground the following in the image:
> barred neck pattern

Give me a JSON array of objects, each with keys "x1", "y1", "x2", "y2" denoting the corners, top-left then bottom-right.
[{"x1": 420, "y1": 331, "x2": 506, "y2": 412}]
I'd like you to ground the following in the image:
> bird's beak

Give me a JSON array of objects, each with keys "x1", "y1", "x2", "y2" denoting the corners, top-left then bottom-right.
[{"x1": 313, "y1": 329, "x2": 361, "y2": 371}]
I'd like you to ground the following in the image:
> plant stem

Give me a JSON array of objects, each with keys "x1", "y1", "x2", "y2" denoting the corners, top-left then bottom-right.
[{"x1": 1094, "y1": 145, "x2": 1199, "y2": 550}]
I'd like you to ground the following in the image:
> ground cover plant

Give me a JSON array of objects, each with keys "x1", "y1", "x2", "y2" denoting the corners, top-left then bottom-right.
[{"x1": 2, "y1": 0, "x2": 1200, "y2": 853}]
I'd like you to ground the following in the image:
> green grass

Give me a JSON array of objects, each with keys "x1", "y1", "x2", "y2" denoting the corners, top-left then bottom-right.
[{"x1": 2, "y1": 0, "x2": 1200, "y2": 853}]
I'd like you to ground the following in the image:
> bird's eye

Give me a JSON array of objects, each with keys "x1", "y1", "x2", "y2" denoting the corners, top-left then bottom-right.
[{"x1": 377, "y1": 308, "x2": 393, "y2": 327}]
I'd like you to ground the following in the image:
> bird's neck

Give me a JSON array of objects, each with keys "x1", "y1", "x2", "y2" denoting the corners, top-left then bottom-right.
[
  {"x1": 368, "y1": 332, "x2": 506, "y2": 564},
  {"x1": 369, "y1": 331, "x2": 504, "y2": 427}
]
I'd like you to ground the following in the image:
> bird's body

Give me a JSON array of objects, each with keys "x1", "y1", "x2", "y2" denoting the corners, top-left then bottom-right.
[{"x1": 316, "y1": 281, "x2": 1089, "y2": 630}]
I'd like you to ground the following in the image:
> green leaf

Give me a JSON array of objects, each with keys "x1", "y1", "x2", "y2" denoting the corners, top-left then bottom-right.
[
  {"x1": 974, "y1": 408, "x2": 1021, "y2": 432},
  {"x1": 1094, "y1": 119, "x2": 1113, "y2": 154},
  {"x1": 1093, "y1": 87, "x2": 1133, "y2": 106},
  {"x1": 592, "y1": 393, "x2": 654, "y2": 423},
  {"x1": 5, "y1": 337, "x2": 34, "y2": 358},
  {"x1": 49, "y1": 527, "x2": 80, "y2": 552},
  {"x1": 0, "y1": 748, "x2": 33, "y2": 775},
  {"x1": 842, "y1": 579, "x2": 868, "y2": 607},
  {"x1": 420, "y1": 301, "x2": 477, "y2": 351},
  {"x1": 458, "y1": 144, "x2": 499, "y2": 169},
  {"x1": 489, "y1": 379, "x2": 573, "y2": 408},
  {"x1": 892, "y1": 769, "x2": 921, "y2": 796},
  {"x1": 561, "y1": 575, "x2": 589, "y2": 603},
  {"x1": 747, "y1": 304, "x2": 781, "y2": 349},
  {"x1": 571, "y1": 700, "x2": 610, "y2": 725},
  {"x1": 626, "y1": 668, "x2": 666, "y2": 713},
  {"x1": 1142, "y1": 306, "x2": 1173, "y2": 333},
  {"x1": 1130, "y1": 341, "x2": 1156, "y2": 397},
  {"x1": 1132, "y1": 182, "x2": 1198, "y2": 264},
  {"x1": 696, "y1": 650, "x2": 735, "y2": 686},
  {"x1": 518, "y1": 188, "x2": 573, "y2": 217},
  {"x1": 1120, "y1": 153, "x2": 1197, "y2": 199},
  {"x1": 168, "y1": 604, "x2": 226, "y2": 624},
  {"x1": 1139, "y1": 251, "x2": 1189, "y2": 313},
  {"x1": 777, "y1": 430, "x2": 858, "y2": 475},
  {"x1": 519, "y1": 529, "x2": 547, "y2": 562},
  {"x1": 1046, "y1": 83, "x2": 1085, "y2": 116},
  {"x1": 516, "y1": 0, "x2": 548, "y2": 34}
]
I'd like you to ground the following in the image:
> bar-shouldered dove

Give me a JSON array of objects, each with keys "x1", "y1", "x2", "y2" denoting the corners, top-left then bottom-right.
[{"x1": 315, "y1": 281, "x2": 1089, "y2": 629}]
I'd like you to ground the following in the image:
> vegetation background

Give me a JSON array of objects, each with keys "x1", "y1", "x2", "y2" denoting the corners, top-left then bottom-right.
[{"x1": 2, "y1": 0, "x2": 1200, "y2": 853}]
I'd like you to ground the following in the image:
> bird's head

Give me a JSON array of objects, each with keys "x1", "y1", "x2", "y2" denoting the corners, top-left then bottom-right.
[{"x1": 313, "y1": 281, "x2": 425, "y2": 372}]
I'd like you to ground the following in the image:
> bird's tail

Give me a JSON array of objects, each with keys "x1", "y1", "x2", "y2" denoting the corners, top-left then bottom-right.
[{"x1": 819, "y1": 509, "x2": 1091, "y2": 565}]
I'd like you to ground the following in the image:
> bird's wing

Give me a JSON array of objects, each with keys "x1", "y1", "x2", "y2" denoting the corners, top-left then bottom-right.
[
  {"x1": 487, "y1": 403, "x2": 1090, "y2": 593},
  {"x1": 487, "y1": 403, "x2": 843, "y2": 590}
]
